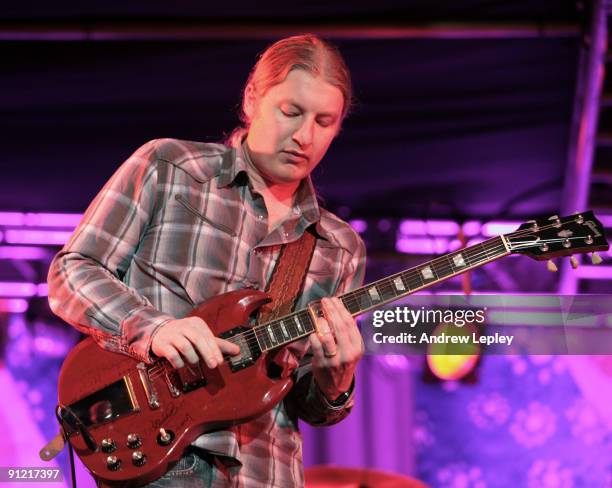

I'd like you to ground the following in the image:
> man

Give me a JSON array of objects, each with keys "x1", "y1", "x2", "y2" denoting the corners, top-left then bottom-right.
[{"x1": 48, "y1": 34, "x2": 366, "y2": 487}]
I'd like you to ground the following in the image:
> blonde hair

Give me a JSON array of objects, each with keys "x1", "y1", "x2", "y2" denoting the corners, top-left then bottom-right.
[{"x1": 228, "y1": 34, "x2": 353, "y2": 143}]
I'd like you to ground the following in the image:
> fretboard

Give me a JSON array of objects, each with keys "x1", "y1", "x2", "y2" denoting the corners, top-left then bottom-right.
[{"x1": 252, "y1": 235, "x2": 510, "y2": 352}]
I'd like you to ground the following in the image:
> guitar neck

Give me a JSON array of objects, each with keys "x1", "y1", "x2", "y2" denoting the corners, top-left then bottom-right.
[{"x1": 253, "y1": 235, "x2": 511, "y2": 353}]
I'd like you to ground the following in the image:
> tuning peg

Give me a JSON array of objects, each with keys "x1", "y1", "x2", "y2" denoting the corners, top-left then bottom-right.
[
  {"x1": 570, "y1": 256, "x2": 579, "y2": 269},
  {"x1": 547, "y1": 260, "x2": 558, "y2": 272},
  {"x1": 591, "y1": 252, "x2": 603, "y2": 265},
  {"x1": 548, "y1": 215, "x2": 561, "y2": 228}
]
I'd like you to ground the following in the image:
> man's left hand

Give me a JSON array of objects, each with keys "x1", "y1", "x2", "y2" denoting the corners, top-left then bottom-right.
[{"x1": 309, "y1": 297, "x2": 364, "y2": 402}]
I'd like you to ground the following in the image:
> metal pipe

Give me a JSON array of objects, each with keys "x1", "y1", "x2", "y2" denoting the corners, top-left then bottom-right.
[
  {"x1": 560, "y1": 0, "x2": 607, "y2": 294},
  {"x1": 0, "y1": 21, "x2": 580, "y2": 41}
]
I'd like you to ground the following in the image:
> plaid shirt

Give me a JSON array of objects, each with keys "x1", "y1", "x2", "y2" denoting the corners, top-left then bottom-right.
[{"x1": 47, "y1": 137, "x2": 366, "y2": 487}]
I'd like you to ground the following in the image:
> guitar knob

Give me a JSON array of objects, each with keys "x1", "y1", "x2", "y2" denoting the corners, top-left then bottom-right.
[
  {"x1": 591, "y1": 252, "x2": 603, "y2": 265},
  {"x1": 547, "y1": 260, "x2": 558, "y2": 272},
  {"x1": 157, "y1": 428, "x2": 174, "y2": 446},
  {"x1": 570, "y1": 256, "x2": 579, "y2": 269},
  {"x1": 132, "y1": 451, "x2": 147, "y2": 466},
  {"x1": 101, "y1": 438, "x2": 117, "y2": 453},
  {"x1": 127, "y1": 434, "x2": 142, "y2": 449},
  {"x1": 106, "y1": 455, "x2": 121, "y2": 471}
]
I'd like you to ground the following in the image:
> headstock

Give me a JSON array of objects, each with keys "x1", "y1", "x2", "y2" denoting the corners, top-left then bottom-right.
[{"x1": 506, "y1": 211, "x2": 609, "y2": 267}]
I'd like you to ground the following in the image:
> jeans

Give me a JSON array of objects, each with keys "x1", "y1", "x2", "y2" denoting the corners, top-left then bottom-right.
[{"x1": 144, "y1": 449, "x2": 222, "y2": 488}]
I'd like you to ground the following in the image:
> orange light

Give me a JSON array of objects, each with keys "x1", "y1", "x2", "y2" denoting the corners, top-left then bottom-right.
[{"x1": 426, "y1": 323, "x2": 480, "y2": 381}]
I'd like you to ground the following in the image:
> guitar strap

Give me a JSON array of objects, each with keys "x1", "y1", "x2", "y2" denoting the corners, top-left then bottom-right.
[{"x1": 257, "y1": 229, "x2": 317, "y2": 323}]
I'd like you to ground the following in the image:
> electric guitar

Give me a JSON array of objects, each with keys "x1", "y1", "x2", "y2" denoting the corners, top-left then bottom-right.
[{"x1": 53, "y1": 211, "x2": 608, "y2": 487}]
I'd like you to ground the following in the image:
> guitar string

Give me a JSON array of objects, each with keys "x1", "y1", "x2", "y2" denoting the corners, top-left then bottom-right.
[
  {"x1": 149, "y1": 217, "x2": 596, "y2": 373},
  {"x1": 150, "y1": 229, "x2": 594, "y2": 375},
  {"x1": 148, "y1": 239, "x2": 510, "y2": 375}
]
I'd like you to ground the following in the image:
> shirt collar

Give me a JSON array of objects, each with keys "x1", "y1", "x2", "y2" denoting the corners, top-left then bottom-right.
[{"x1": 218, "y1": 134, "x2": 322, "y2": 226}]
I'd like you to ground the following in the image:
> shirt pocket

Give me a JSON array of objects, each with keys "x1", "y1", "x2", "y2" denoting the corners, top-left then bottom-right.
[
  {"x1": 144, "y1": 191, "x2": 244, "y2": 305},
  {"x1": 175, "y1": 193, "x2": 237, "y2": 237}
]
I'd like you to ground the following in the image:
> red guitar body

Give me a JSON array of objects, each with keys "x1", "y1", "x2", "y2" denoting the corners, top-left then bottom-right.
[{"x1": 58, "y1": 289, "x2": 297, "y2": 487}]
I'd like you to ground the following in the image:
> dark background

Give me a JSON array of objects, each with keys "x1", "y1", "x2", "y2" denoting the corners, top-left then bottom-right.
[{"x1": 1, "y1": 0, "x2": 586, "y2": 221}]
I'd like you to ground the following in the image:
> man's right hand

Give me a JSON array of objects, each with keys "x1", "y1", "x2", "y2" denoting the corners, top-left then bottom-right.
[{"x1": 151, "y1": 317, "x2": 241, "y2": 369}]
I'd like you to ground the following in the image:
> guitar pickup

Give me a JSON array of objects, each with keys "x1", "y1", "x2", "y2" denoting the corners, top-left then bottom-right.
[
  {"x1": 220, "y1": 326, "x2": 260, "y2": 373},
  {"x1": 175, "y1": 363, "x2": 206, "y2": 393}
]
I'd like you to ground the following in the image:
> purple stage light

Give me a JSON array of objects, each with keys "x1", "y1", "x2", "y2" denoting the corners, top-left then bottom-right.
[
  {"x1": 0, "y1": 282, "x2": 37, "y2": 297},
  {"x1": 396, "y1": 237, "x2": 450, "y2": 254},
  {"x1": 0, "y1": 299, "x2": 28, "y2": 313},
  {"x1": 23, "y1": 212, "x2": 82, "y2": 228},
  {"x1": 4, "y1": 230, "x2": 72, "y2": 245},
  {"x1": 461, "y1": 220, "x2": 482, "y2": 236},
  {"x1": 597, "y1": 214, "x2": 612, "y2": 228},
  {"x1": 575, "y1": 265, "x2": 612, "y2": 279},
  {"x1": 0, "y1": 246, "x2": 50, "y2": 260},
  {"x1": 349, "y1": 219, "x2": 368, "y2": 233},
  {"x1": 481, "y1": 221, "x2": 521, "y2": 236},
  {"x1": 399, "y1": 219, "x2": 427, "y2": 235},
  {"x1": 0, "y1": 211, "x2": 81, "y2": 228},
  {"x1": 0, "y1": 212, "x2": 25, "y2": 226},
  {"x1": 399, "y1": 219, "x2": 460, "y2": 237},
  {"x1": 447, "y1": 239, "x2": 463, "y2": 252},
  {"x1": 467, "y1": 237, "x2": 485, "y2": 247}
]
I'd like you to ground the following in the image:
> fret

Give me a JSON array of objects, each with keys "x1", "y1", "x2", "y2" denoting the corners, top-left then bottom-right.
[
  {"x1": 443, "y1": 254, "x2": 456, "y2": 275},
  {"x1": 293, "y1": 314, "x2": 304, "y2": 334},
  {"x1": 266, "y1": 325, "x2": 277, "y2": 345},
  {"x1": 481, "y1": 238, "x2": 503, "y2": 261},
  {"x1": 297, "y1": 311, "x2": 316, "y2": 334},
  {"x1": 257, "y1": 327, "x2": 271, "y2": 350},
  {"x1": 465, "y1": 244, "x2": 486, "y2": 265},
  {"x1": 343, "y1": 294, "x2": 362, "y2": 314},
  {"x1": 452, "y1": 252, "x2": 466, "y2": 268},
  {"x1": 279, "y1": 320, "x2": 289, "y2": 339},
  {"x1": 377, "y1": 279, "x2": 397, "y2": 301},
  {"x1": 286, "y1": 314, "x2": 299, "y2": 337},
  {"x1": 431, "y1": 259, "x2": 450, "y2": 279},
  {"x1": 420, "y1": 265, "x2": 435, "y2": 281},
  {"x1": 403, "y1": 269, "x2": 424, "y2": 290},
  {"x1": 392, "y1": 275, "x2": 406, "y2": 292},
  {"x1": 368, "y1": 285, "x2": 381, "y2": 303},
  {"x1": 357, "y1": 289, "x2": 374, "y2": 309}
]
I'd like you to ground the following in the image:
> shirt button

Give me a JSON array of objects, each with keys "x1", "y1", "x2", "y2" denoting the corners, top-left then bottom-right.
[
  {"x1": 293, "y1": 207, "x2": 301, "y2": 215},
  {"x1": 258, "y1": 215, "x2": 264, "y2": 220},
  {"x1": 283, "y1": 232, "x2": 289, "y2": 238}
]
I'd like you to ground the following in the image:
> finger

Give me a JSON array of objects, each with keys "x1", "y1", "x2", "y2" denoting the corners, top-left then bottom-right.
[
  {"x1": 321, "y1": 298, "x2": 350, "y2": 351},
  {"x1": 315, "y1": 315, "x2": 338, "y2": 358},
  {"x1": 171, "y1": 337, "x2": 200, "y2": 365},
  {"x1": 309, "y1": 333, "x2": 326, "y2": 362},
  {"x1": 159, "y1": 345, "x2": 185, "y2": 369},
  {"x1": 216, "y1": 338, "x2": 241, "y2": 356},
  {"x1": 331, "y1": 297, "x2": 363, "y2": 351},
  {"x1": 189, "y1": 334, "x2": 220, "y2": 368},
  {"x1": 185, "y1": 322, "x2": 222, "y2": 368}
]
